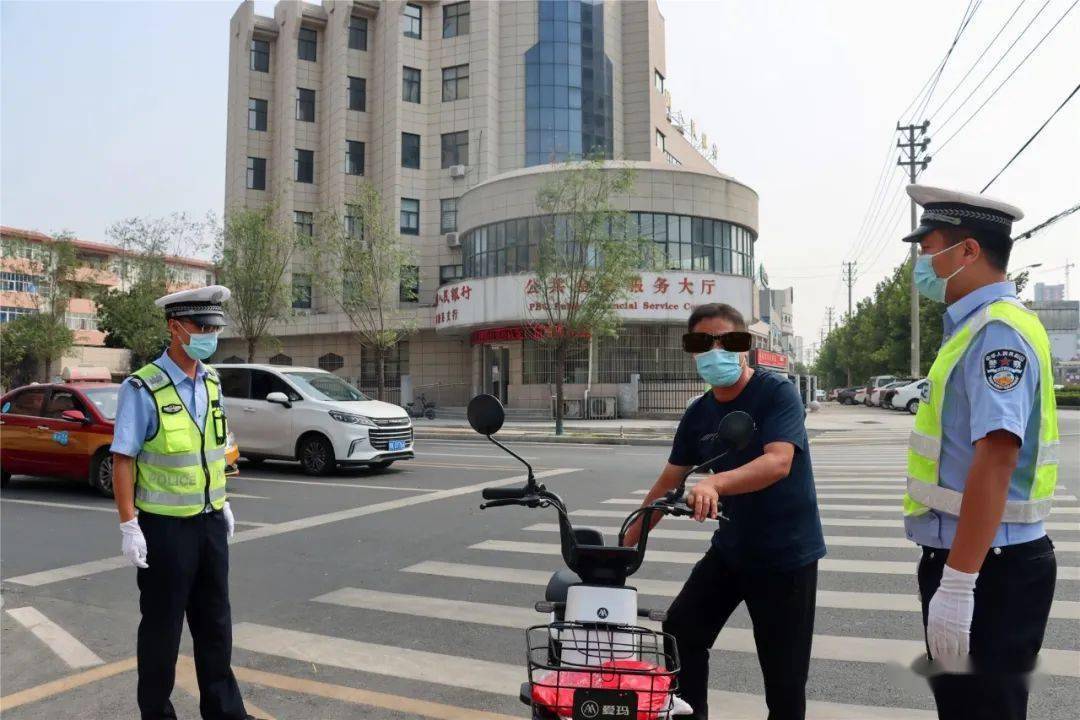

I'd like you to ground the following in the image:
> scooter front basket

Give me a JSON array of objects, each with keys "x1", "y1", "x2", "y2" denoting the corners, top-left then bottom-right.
[{"x1": 525, "y1": 622, "x2": 682, "y2": 720}]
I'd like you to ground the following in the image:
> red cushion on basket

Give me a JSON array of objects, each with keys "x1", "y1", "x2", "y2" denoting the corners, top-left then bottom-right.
[{"x1": 531, "y1": 659, "x2": 673, "y2": 719}]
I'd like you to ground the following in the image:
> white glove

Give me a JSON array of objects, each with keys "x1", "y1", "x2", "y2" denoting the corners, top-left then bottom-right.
[
  {"x1": 927, "y1": 564, "x2": 977, "y2": 671},
  {"x1": 222, "y1": 501, "x2": 235, "y2": 538},
  {"x1": 119, "y1": 518, "x2": 149, "y2": 568}
]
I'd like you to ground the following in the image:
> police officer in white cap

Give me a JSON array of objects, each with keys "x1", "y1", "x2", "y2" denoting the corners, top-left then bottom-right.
[
  {"x1": 111, "y1": 285, "x2": 259, "y2": 720},
  {"x1": 900, "y1": 185, "x2": 1058, "y2": 719}
]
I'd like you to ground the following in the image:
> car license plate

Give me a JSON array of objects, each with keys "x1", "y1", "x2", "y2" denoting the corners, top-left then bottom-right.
[
  {"x1": 573, "y1": 688, "x2": 637, "y2": 719},
  {"x1": 388, "y1": 439, "x2": 406, "y2": 451}
]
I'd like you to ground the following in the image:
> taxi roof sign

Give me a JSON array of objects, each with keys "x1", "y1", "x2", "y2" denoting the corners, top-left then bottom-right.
[{"x1": 61, "y1": 366, "x2": 112, "y2": 383}]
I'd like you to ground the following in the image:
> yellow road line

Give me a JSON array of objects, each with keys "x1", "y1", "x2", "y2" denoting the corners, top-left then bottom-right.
[
  {"x1": 231, "y1": 662, "x2": 519, "y2": 720},
  {"x1": 176, "y1": 657, "x2": 276, "y2": 720},
  {"x1": 0, "y1": 657, "x2": 136, "y2": 712}
]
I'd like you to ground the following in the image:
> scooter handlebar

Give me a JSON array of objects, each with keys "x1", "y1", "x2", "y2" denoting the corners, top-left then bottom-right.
[{"x1": 482, "y1": 486, "x2": 529, "y2": 501}]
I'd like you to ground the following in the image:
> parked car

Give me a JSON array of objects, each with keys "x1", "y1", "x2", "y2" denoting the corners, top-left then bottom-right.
[
  {"x1": 836, "y1": 387, "x2": 859, "y2": 405},
  {"x1": 891, "y1": 378, "x2": 929, "y2": 414},
  {"x1": 0, "y1": 374, "x2": 240, "y2": 497},
  {"x1": 853, "y1": 387, "x2": 869, "y2": 405},
  {"x1": 873, "y1": 379, "x2": 915, "y2": 408},
  {"x1": 863, "y1": 375, "x2": 897, "y2": 405},
  {"x1": 212, "y1": 364, "x2": 414, "y2": 476}
]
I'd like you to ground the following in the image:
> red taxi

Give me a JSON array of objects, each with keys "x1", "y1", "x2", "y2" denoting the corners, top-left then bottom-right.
[{"x1": 1, "y1": 367, "x2": 239, "y2": 496}]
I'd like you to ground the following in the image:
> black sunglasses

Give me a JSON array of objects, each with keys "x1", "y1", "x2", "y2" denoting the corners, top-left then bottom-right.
[{"x1": 682, "y1": 331, "x2": 752, "y2": 353}]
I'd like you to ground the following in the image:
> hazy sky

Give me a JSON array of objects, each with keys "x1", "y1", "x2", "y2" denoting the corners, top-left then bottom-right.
[{"x1": 2, "y1": 0, "x2": 1077, "y2": 346}]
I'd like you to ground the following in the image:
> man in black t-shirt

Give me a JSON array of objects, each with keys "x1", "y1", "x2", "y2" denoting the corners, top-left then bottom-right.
[{"x1": 623, "y1": 303, "x2": 826, "y2": 720}]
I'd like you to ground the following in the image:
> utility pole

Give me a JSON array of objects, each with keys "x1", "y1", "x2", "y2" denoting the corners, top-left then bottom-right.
[
  {"x1": 843, "y1": 261, "x2": 857, "y2": 318},
  {"x1": 898, "y1": 121, "x2": 932, "y2": 377},
  {"x1": 825, "y1": 306, "x2": 835, "y2": 334}
]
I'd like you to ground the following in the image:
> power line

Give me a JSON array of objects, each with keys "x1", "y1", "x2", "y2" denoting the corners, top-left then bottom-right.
[
  {"x1": 912, "y1": 0, "x2": 983, "y2": 121},
  {"x1": 898, "y1": 0, "x2": 980, "y2": 122},
  {"x1": 981, "y1": 82, "x2": 1080, "y2": 191},
  {"x1": 927, "y1": 0, "x2": 1030, "y2": 122},
  {"x1": 937, "y1": 0, "x2": 1078, "y2": 153},
  {"x1": 1013, "y1": 202, "x2": 1080, "y2": 242}
]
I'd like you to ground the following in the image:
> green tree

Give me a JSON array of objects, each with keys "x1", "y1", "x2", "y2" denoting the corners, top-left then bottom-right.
[
  {"x1": 95, "y1": 283, "x2": 169, "y2": 367},
  {"x1": 530, "y1": 159, "x2": 651, "y2": 435},
  {"x1": 215, "y1": 206, "x2": 297, "y2": 362},
  {"x1": 311, "y1": 183, "x2": 417, "y2": 400}
]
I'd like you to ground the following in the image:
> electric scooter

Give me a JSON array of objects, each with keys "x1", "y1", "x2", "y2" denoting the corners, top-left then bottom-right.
[{"x1": 467, "y1": 394, "x2": 755, "y2": 720}]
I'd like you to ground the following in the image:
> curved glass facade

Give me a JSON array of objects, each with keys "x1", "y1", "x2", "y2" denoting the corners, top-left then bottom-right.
[
  {"x1": 461, "y1": 212, "x2": 756, "y2": 279},
  {"x1": 525, "y1": 0, "x2": 614, "y2": 166}
]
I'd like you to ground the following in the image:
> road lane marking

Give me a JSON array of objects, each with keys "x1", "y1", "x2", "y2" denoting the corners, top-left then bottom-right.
[
  {"x1": 420, "y1": 451, "x2": 539, "y2": 460},
  {"x1": 4, "y1": 468, "x2": 580, "y2": 587},
  {"x1": 0, "y1": 657, "x2": 136, "y2": 712},
  {"x1": 235, "y1": 476, "x2": 438, "y2": 492},
  {"x1": 1, "y1": 498, "x2": 115, "y2": 513},
  {"x1": 470, "y1": 538, "x2": 1080, "y2": 582},
  {"x1": 225, "y1": 492, "x2": 269, "y2": 499},
  {"x1": 5, "y1": 607, "x2": 103, "y2": 669},
  {"x1": 313, "y1": 586, "x2": 1080, "y2": 678},
  {"x1": 232, "y1": 622, "x2": 937, "y2": 719},
  {"x1": 403, "y1": 560, "x2": 1080, "y2": 620}
]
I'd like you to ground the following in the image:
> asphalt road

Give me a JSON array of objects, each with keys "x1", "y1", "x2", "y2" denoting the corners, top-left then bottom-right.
[{"x1": 2, "y1": 406, "x2": 1077, "y2": 719}]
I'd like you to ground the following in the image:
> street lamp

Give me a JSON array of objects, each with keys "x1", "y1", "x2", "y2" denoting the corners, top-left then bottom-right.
[{"x1": 1014, "y1": 263, "x2": 1043, "y2": 272}]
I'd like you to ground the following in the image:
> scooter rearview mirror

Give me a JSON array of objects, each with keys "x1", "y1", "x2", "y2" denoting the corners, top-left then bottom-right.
[
  {"x1": 717, "y1": 410, "x2": 754, "y2": 451},
  {"x1": 467, "y1": 393, "x2": 505, "y2": 436}
]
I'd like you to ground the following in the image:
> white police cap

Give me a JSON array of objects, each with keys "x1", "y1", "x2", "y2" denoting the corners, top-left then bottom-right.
[
  {"x1": 155, "y1": 285, "x2": 231, "y2": 327},
  {"x1": 902, "y1": 184, "x2": 1024, "y2": 244}
]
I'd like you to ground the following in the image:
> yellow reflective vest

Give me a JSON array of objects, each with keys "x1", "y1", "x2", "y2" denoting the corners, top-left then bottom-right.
[
  {"x1": 904, "y1": 299, "x2": 1058, "y2": 523},
  {"x1": 131, "y1": 363, "x2": 228, "y2": 517}
]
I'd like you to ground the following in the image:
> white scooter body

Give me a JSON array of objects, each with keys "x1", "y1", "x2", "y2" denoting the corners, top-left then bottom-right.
[{"x1": 558, "y1": 585, "x2": 639, "y2": 666}]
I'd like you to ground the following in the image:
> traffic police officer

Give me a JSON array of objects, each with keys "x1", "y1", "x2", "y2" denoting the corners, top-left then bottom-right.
[
  {"x1": 901, "y1": 185, "x2": 1058, "y2": 720},
  {"x1": 111, "y1": 285, "x2": 257, "y2": 720}
]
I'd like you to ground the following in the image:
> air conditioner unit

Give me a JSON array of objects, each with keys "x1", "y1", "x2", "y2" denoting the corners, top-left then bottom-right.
[
  {"x1": 449, "y1": 164, "x2": 467, "y2": 179},
  {"x1": 551, "y1": 397, "x2": 584, "y2": 420},
  {"x1": 445, "y1": 232, "x2": 460, "y2": 247},
  {"x1": 587, "y1": 395, "x2": 617, "y2": 420}
]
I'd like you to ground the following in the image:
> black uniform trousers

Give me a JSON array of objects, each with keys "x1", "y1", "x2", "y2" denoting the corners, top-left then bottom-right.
[
  {"x1": 918, "y1": 535, "x2": 1057, "y2": 720},
  {"x1": 663, "y1": 545, "x2": 818, "y2": 720},
  {"x1": 137, "y1": 510, "x2": 247, "y2": 720}
]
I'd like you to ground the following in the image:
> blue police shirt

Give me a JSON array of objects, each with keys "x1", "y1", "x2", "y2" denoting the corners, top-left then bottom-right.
[
  {"x1": 669, "y1": 370, "x2": 827, "y2": 572},
  {"x1": 110, "y1": 351, "x2": 212, "y2": 458},
  {"x1": 904, "y1": 281, "x2": 1044, "y2": 549}
]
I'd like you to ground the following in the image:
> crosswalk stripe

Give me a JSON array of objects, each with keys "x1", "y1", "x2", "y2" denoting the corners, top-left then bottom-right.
[
  {"x1": 314, "y1": 586, "x2": 1080, "y2": 679},
  {"x1": 232, "y1": 621, "x2": 938, "y2": 719},
  {"x1": 471, "y1": 539, "x2": 1080, "y2": 582},
  {"x1": 567, "y1": 510, "x2": 1080, "y2": 536},
  {"x1": 526, "y1": 522, "x2": 1080, "y2": 553},
  {"x1": 402, "y1": 560, "x2": 1080, "y2": 620},
  {"x1": 5, "y1": 606, "x2": 103, "y2": 669}
]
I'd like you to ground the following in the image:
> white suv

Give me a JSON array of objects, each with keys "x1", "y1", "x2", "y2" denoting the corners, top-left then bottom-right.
[{"x1": 213, "y1": 364, "x2": 414, "y2": 475}]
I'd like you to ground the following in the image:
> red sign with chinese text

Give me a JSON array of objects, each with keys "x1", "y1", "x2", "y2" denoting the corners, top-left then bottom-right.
[{"x1": 751, "y1": 349, "x2": 788, "y2": 370}]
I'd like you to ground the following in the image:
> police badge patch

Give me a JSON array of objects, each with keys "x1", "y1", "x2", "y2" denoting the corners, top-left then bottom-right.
[
  {"x1": 983, "y1": 349, "x2": 1026, "y2": 392},
  {"x1": 162, "y1": 404, "x2": 184, "y2": 414}
]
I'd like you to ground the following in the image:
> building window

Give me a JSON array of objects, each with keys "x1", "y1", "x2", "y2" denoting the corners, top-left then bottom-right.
[
  {"x1": 655, "y1": 129, "x2": 665, "y2": 152},
  {"x1": 348, "y1": 76, "x2": 366, "y2": 111},
  {"x1": 440, "y1": 198, "x2": 458, "y2": 233},
  {"x1": 246, "y1": 157, "x2": 266, "y2": 190},
  {"x1": 402, "y1": 3, "x2": 422, "y2": 39},
  {"x1": 294, "y1": 149, "x2": 314, "y2": 183},
  {"x1": 248, "y1": 98, "x2": 267, "y2": 131},
  {"x1": 439, "y1": 264, "x2": 463, "y2": 286},
  {"x1": 441, "y1": 64, "x2": 469, "y2": 102},
  {"x1": 292, "y1": 273, "x2": 312, "y2": 309},
  {"x1": 402, "y1": 66, "x2": 421, "y2": 103},
  {"x1": 345, "y1": 206, "x2": 364, "y2": 240},
  {"x1": 298, "y1": 27, "x2": 317, "y2": 61},
  {"x1": 293, "y1": 211, "x2": 314, "y2": 237},
  {"x1": 523, "y1": 338, "x2": 589, "y2": 384},
  {"x1": 250, "y1": 39, "x2": 270, "y2": 72},
  {"x1": 654, "y1": 69, "x2": 665, "y2": 93},
  {"x1": 399, "y1": 265, "x2": 419, "y2": 303},
  {"x1": 0, "y1": 305, "x2": 37, "y2": 324},
  {"x1": 441, "y1": 131, "x2": 468, "y2": 168},
  {"x1": 318, "y1": 352, "x2": 344, "y2": 372},
  {"x1": 401, "y1": 132, "x2": 421, "y2": 169},
  {"x1": 0, "y1": 272, "x2": 42, "y2": 293},
  {"x1": 443, "y1": 2, "x2": 470, "y2": 38},
  {"x1": 349, "y1": 15, "x2": 368, "y2": 50},
  {"x1": 296, "y1": 88, "x2": 315, "y2": 121},
  {"x1": 346, "y1": 140, "x2": 365, "y2": 176},
  {"x1": 525, "y1": 0, "x2": 614, "y2": 166},
  {"x1": 269, "y1": 353, "x2": 293, "y2": 366},
  {"x1": 400, "y1": 198, "x2": 419, "y2": 235}
]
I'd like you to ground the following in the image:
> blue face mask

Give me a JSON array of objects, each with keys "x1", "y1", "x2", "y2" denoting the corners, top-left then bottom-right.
[
  {"x1": 176, "y1": 324, "x2": 219, "y2": 360},
  {"x1": 695, "y1": 348, "x2": 743, "y2": 388},
  {"x1": 913, "y1": 243, "x2": 965, "y2": 303}
]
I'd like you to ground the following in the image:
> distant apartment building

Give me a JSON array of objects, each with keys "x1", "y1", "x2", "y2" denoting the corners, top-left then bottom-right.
[
  {"x1": 221, "y1": 0, "x2": 760, "y2": 414},
  {"x1": 1027, "y1": 299, "x2": 1080, "y2": 365},
  {"x1": 0, "y1": 226, "x2": 214, "y2": 378},
  {"x1": 1034, "y1": 282, "x2": 1065, "y2": 302}
]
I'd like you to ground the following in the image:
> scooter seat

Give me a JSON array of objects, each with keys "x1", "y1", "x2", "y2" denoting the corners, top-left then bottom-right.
[{"x1": 544, "y1": 569, "x2": 581, "y2": 603}]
